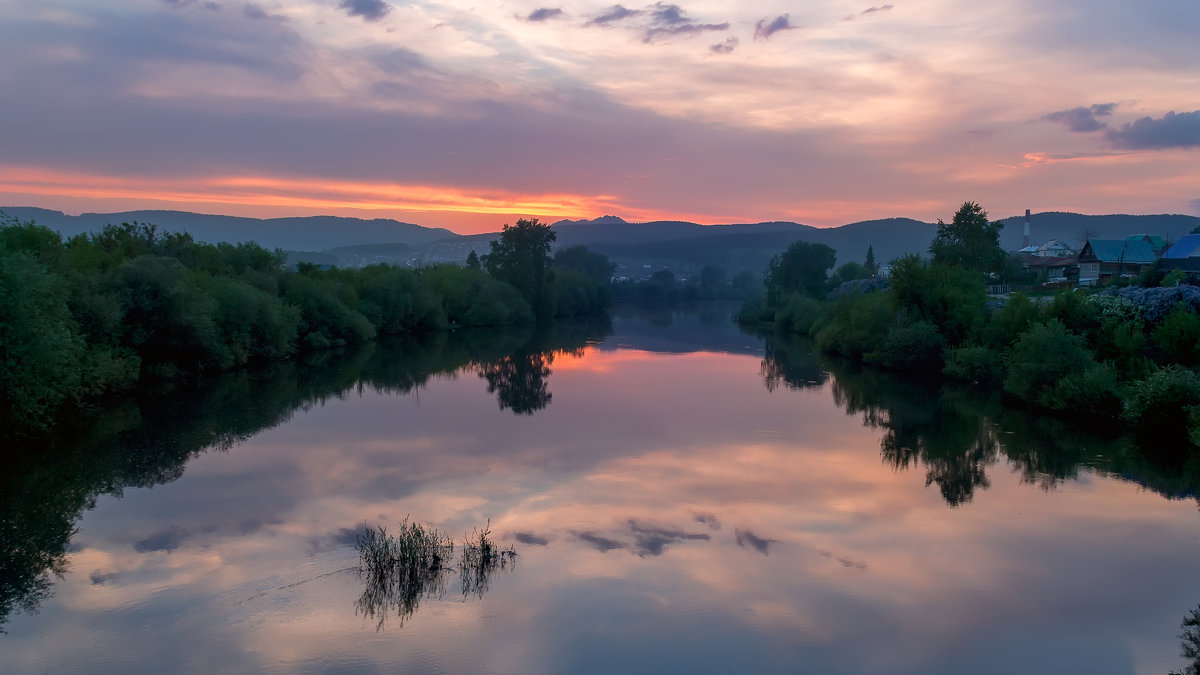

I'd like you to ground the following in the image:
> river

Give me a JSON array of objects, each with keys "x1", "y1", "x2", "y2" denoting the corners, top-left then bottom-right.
[{"x1": 2, "y1": 304, "x2": 1198, "y2": 674}]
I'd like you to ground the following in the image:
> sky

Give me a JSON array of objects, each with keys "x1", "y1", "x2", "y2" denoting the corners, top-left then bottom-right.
[{"x1": 0, "y1": 0, "x2": 1198, "y2": 234}]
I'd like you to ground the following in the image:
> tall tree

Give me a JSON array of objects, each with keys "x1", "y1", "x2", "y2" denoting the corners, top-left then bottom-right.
[
  {"x1": 484, "y1": 218, "x2": 557, "y2": 318},
  {"x1": 464, "y1": 250, "x2": 481, "y2": 271},
  {"x1": 929, "y1": 201, "x2": 1006, "y2": 277},
  {"x1": 864, "y1": 245, "x2": 878, "y2": 275},
  {"x1": 765, "y1": 241, "x2": 837, "y2": 304}
]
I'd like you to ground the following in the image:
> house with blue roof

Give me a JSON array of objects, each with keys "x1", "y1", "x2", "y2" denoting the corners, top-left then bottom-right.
[
  {"x1": 1160, "y1": 234, "x2": 1200, "y2": 279},
  {"x1": 1077, "y1": 239, "x2": 1159, "y2": 286}
]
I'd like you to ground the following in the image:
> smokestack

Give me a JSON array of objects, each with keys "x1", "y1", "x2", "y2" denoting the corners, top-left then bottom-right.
[{"x1": 1023, "y1": 209, "x2": 1031, "y2": 248}]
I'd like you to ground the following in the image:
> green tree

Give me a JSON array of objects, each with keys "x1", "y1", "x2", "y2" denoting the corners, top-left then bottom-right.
[
  {"x1": 864, "y1": 245, "x2": 878, "y2": 275},
  {"x1": 465, "y1": 250, "x2": 481, "y2": 271},
  {"x1": 552, "y1": 245, "x2": 613, "y2": 284},
  {"x1": 0, "y1": 248, "x2": 84, "y2": 428},
  {"x1": 929, "y1": 202, "x2": 1006, "y2": 277},
  {"x1": 831, "y1": 261, "x2": 871, "y2": 286},
  {"x1": 765, "y1": 241, "x2": 837, "y2": 304},
  {"x1": 485, "y1": 218, "x2": 557, "y2": 318}
]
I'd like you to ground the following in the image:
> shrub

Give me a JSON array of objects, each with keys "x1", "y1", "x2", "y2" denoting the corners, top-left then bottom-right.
[
  {"x1": 1003, "y1": 320, "x2": 1095, "y2": 406},
  {"x1": 775, "y1": 293, "x2": 823, "y2": 335},
  {"x1": 944, "y1": 345, "x2": 1004, "y2": 385},
  {"x1": 866, "y1": 319, "x2": 945, "y2": 372},
  {"x1": 814, "y1": 291, "x2": 895, "y2": 359},
  {"x1": 1124, "y1": 366, "x2": 1200, "y2": 430},
  {"x1": 1152, "y1": 304, "x2": 1200, "y2": 367},
  {"x1": 1043, "y1": 362, "x2": 1123, "y2": 418},
  {"x1": 987, "y1": 292, "x2": 1039, "y2": 348}
]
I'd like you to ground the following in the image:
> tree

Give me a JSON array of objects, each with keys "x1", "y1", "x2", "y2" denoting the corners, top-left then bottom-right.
[
  {"x1": 929, "y1": 202, "x2": 1005, "y2": 277},
  {"x1": 831, "y1": 261, "x2": 871, "y2": 286},
  {"x1": 552, "y1": 245, "x2": 613, "y2": 284},
  {"x1": 465, "y1": 250, "x2": 481, "y2": 271},
  {"x1": 484, "y1": 218, "x2": 557, "y2": 318},
  {"x1": 765, "y1": 241, "x2": 837, "y2": 304},
  {"x1": 864, "y1": 245, "x2": 878, "y2": 275}
]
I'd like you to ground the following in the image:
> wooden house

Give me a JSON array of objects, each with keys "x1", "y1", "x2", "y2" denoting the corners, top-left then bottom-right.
[{"x1": 1076, "y1": 239, "x2": 1158, "y2": 286}]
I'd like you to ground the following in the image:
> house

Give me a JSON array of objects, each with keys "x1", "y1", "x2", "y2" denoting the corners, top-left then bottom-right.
[
  {"x1": 1159, "y1": 234, "x2": 1200, "y2": 279},
  {"x1": 1076, "y1": 239, "x2": 1158, "y2": 286},
  {"x1": 1126, "y1": 234, "x2": 1169, "y2": 255},
  {"x1": 1034, "y1": 240, "x2": 1075, "y2": 258},
  {"x1": 1022, "y1": 253, "x2": 1077, "y2": 285}
]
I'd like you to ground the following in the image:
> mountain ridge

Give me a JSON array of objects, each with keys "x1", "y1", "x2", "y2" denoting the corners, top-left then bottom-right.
[{"x1": 5, "y1": 206, "x2": 1198, "y2": 275}]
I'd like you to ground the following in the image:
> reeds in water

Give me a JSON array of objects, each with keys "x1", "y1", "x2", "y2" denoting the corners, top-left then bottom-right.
[
  {"x1": 458, "y1": 520, "x2": 517, "y2": 598},
  {"x1": 354, "y1": 517, "x2": 518, "y2": 629},
  {"x1": 355, "y1": 518, "x2": 454, "y2": 629}
]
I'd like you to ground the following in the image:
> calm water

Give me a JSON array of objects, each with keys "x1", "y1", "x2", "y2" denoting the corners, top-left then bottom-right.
[{"x1": 3, "y1": 305, "x2": 1199, "y2": 674}]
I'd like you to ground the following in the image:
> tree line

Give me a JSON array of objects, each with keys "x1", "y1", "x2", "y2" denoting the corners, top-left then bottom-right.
[
  {"x1": 739, "y1": 201, "x2": 1200, "y2": 447},
  {"x1": 0, "y1": 215, "x2": 610, "y2": 431}
]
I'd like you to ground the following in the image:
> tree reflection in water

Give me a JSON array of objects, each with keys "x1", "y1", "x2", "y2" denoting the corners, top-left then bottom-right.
[
  {"x1": 1172, "y1": 605, "x2": 1200, "y2": 675},
  {"x1": 477, "y1": 351, "x2": 554, "y2": 415},
  {"x1": 0, "y1": 317, "x2": 606, "y2": 632},
  {"x1": 760, "y1": 332, "x2": 1200, "y2": 509}
]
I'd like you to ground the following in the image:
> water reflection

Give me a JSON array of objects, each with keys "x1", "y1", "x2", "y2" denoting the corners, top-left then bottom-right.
[
  {"x1": 354, "y1": 522, "x2": 518, "y2": 630},
  {"x1": 761, "y1": 332, "x2": 1200, "y2": 509},
  {"x1": 4, "y1": 311, "x2": 1200, "y2": 674},
  {"x1": 0, "y1": 316, "x2": 608, "y2": 631},
  {"x1": 478, "y1": 352, "x2": 554, "y2": 414},
  {"x1": 1177, "y1": 605, "x2": 1200, "y2": 675}
]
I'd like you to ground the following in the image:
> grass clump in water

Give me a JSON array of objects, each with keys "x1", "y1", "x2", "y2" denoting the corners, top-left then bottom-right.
[
  {"x1": 458, "y1": 520, "x2": 517, "y2": 597},
  {"x1": 355, "y1": 518, "x2": 454, "y2": 629}
]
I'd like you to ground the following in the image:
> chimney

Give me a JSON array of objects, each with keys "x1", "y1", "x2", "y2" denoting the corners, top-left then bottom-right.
[{"x1": 1022, "y1": 209, "x2": 1031, "y2": 248}]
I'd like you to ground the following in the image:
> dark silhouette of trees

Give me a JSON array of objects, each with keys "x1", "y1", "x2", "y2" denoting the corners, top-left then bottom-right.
[
  {"x1": 764, "y1": 241, "x2": 837, "y2": 304},
  {"x1": 485, "y1": 218, "x2": 557, "y2": 318},
  {"x1": 478, "y1": 351, "x2": 554, "y2": 414},
  {"x1": 929, "y1": 201, "x2": 1006, "y2": 277},
  {"x1": 552, "y1": 245, "x2": 613, "y2": 284}
]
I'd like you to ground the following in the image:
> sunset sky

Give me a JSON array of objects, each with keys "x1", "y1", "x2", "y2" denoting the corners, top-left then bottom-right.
[{"x1": 1, "y1": 0, "x2": 1197, "y2": 234}]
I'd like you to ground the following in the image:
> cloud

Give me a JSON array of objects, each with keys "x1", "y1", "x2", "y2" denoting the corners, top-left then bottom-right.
[
  {"x1": 693, "y1": 512, "x2": 721, "y2": 530},
  {"x1": 861, "y1": 4, "x2": 894, "y2": 15},
  {"x1": 709, "y1": 37, "x2": 738, "y2": 54},
  {"x1": 643, "y1": 3, "x2": 728, "y2": 42},
  {"x1": 242, "y1": 3, "x2": 286, "y2": 21},
  {"x1": 586, "y1": 4, "x2": 640, "y2": 26},
  {"x1": 708, "y1": 36, "x2": 738, "y2": 54},
  {"x1": 339, "y1": 0, "x2": 390, "y2": 23},
  {"x1": 754, "y1": 14, "x2": 796, "y2": 41},
  {"x1": 526, "y1": 8, "x2": 564, "y2": 22},
  {"x1": 573, "y1": 530, "x2": 625, "y2": 552},
  {"x1": 160, "y1": 0, "x2": 221, "y2": 9},
  {"x1": 817, "y1": 548, "x2": 867, "y2": 570},
  {"x1": 90, "y1": 571, "x2": 119, "y2": 585},
  {"x1": 1042, "y1": 103, "x2": 1116, "y2": 133},
  {"x1": 510, "y1": 531, "x2": 550, "y2": 546},
  {"x1": 629, "y1": 519, "x2": 710, "y2": 557},
  {"x1": 306, "y1": 524, "x2": 374, "y2": 554},
  {"x1": 735, "y1": 528, "x2": 776, "y2": 555},
  {"x1": 134, "y1": 526, "x2": 191, "y2": 553},
  {"x1": 1105, "y1": 110, "x2": 1200, "y2": 150},
  {"x1": 586, "y1": 3, "x2": 727, "y2": 42}
]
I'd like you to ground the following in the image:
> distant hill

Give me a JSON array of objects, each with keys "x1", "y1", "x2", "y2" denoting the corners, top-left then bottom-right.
[
  {"x1": 0, "y1": 207, "x2": 456, "y2": 250},
  {"x1": 6, "y1": 206, "x2": 1197, "y2": 277},
  {"x1": 997, "y1": 212, "x2": 1200, "y2": 250}
]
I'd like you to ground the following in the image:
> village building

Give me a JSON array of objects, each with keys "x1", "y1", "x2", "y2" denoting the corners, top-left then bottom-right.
[
  {"x1": 1076, "y1": 239, "x2": 1158, "y2": 286},
  {"x1": 1159, "y1": 234, "x2": 1200, "y2": 280}
]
